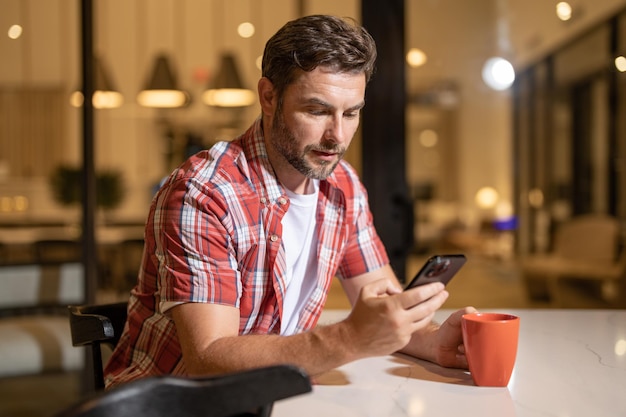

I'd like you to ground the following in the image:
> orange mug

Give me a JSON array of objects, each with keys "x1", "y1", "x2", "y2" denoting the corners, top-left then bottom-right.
[{"x1": 461, "y1": 312, "x2": 520, "y2": 387}]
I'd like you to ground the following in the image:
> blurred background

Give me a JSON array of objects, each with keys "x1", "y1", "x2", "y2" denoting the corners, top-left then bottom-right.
[{"x1": 0, "y1": 0, "x2": 625, "y2": 415}]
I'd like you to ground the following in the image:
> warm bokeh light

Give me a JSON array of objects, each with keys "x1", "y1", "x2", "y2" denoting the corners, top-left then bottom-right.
[
  {"x1": 71, "y1": 90, "x2": 124, "y2": 109},
  {"x1": 482, "y1": 57, "x2": 515, "y2": 90},
  {"x1": 136, "y1": 90, "x2": 188, "y2": 108},
  {"x1": 556, "y1": 2, "x2": 573, "y2": 21},
  {"x1": 255, "y1": 55, "x2": 263, "y2": 71},
  {"x1": 0, "y1": 197, "x2": 11, "y2": 212},
  {"x1": 202, "y1": 88, "x2": 256, "y2": 107},
  {"x1": 475, "y1": 187, "x2": 499, "y2": 209},
  {"x1": 13, "y1": 196, "x2": 28, "y2": 211},
  {"x1": 7, "y1": 24, "x2": 22, "y2": 39},
  {"x1": 419, "y1": 129, "x2": 438, "y2": 148},
  {"x1": 406, "y1": 48, "x2": 427, "y2": 68},
  {"x1": 616, "y1": 339, "x2": 626, "y2": 356},
  {"x1": 237, "y1": 22, "x2": 255, "y2": 38},
  {"x1": 615, "y1": 56, "x2": 626, "y2": 72},
  {"x1": 0, "y1": 195, "x2": 29, "y2": 212}
]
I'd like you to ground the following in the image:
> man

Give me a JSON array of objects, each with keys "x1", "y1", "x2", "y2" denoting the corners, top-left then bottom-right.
[{"x1": 105, "y1": 14, "x2": 475, "y2": 388}]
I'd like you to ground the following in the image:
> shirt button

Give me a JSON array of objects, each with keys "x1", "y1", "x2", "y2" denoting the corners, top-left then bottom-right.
[
  {"x1": 270, "y1": 234, "x2": 279, "y2": 242},
  {"x1": 278, "y1": 197, "x2": 287, "y2": 205},
  {"x1": 260, "y1": 197, "x2": 267, "y2": 204}
]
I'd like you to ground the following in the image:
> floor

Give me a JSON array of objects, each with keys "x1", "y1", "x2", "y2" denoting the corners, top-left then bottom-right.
[{"x1": 0, "y1": 253, "x2": 621, "y2": 417}]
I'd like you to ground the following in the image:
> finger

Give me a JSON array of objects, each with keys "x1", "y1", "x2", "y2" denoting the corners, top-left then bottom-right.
[
  {"x1": 361, "y1": 278, "x2": 401, "y2": 298},
  {"x1": 447, "y1": 306, "x2": 479, "y2": 327},
  {"x1": 456, "y1": 341, "x2": 469, "y2": 367},
  {"x1": 400, "y1": 282, "x2": 445, "y2": 309},
  {"x1": 404, "y1": 290, "x2": 448, "y2": 325},
  {"x1": 455, "y1": 352, "x2": 469, "y2": 368}
]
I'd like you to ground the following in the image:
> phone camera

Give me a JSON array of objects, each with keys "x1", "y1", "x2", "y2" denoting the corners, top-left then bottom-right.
[{"x1": 426, "y1": 259, "x2": 451, "y2": 277}]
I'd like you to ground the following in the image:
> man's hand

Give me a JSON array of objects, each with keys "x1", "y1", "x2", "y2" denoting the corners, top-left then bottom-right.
[
  {"x1": 401, "y1": 306, "x2": 478, "y2": 368},
  {"x1": 342, "y1": 279, "x2": 449, "y2": 358}
]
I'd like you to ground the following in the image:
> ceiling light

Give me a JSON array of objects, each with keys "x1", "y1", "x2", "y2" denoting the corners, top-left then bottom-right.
[
  {"x1": 137, "y1": 54, "x2": 190, "y2": 108},
  {"x1": 237, "y1": 22, "x2": 255, "y2": 38},
  {"x1": 202, "y1": 53, "x2": 255, "y2": 108},
  {"x1": 556, "y1": 2, "x2": 573, "y2": 21},
  {"x1": 7, "y1": 24, "x2": 22, "y2": 40},
  {"x1": 70, "y1": 56, "x2": 124, "y2": 109}
]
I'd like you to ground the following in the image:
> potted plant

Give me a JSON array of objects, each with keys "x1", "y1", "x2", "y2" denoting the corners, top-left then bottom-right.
[{"x1": 50, "y1": 165, "x2": 125, "y2": 216}]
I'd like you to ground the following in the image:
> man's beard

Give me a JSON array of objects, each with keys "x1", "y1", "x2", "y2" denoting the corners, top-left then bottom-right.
[{"x1": 270, "y1": 110, "x2": 346, "y2": 180}]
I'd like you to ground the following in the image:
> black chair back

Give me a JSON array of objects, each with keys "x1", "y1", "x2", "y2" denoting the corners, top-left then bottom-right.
[
  {"x1": 54, "y1": 364, "x2": 311, "y2": 417},
  {"x1": 68, "y1": 302, "x2": 128, "y2": 391}
]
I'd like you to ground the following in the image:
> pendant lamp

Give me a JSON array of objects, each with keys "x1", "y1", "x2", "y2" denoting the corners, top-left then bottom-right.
[
  {"x1": 202, "y1": 53, "x2": 255, "y2": 107},
  {"x1": 70, "y1": 56, "x2": 124, "y2": 109},
  {"x1": 137, "y1": 53, "x2": 190, "y2": 108}
]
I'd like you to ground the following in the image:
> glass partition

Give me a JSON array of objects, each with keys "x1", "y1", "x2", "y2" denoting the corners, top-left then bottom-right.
[{"x1": 513, "y1": 11, "x2": 626, "y2": 255}]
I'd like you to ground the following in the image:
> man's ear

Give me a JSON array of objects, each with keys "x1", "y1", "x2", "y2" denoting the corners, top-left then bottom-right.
[{"x1": 258, "y1": 77, "x2": 276, "y2": 116}]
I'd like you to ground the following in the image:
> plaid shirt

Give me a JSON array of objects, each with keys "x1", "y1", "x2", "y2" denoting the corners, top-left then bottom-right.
[{"x1": 104, "y1": 118, "x2": 389, "y2": 388}]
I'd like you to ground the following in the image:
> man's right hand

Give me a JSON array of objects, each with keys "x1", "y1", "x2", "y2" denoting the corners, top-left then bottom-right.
[{"x1": 341, "y1": 279, "x2": 448, "y2": 358}]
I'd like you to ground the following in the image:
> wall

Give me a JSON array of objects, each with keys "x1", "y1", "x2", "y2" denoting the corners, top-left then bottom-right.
[{"x1": 1, "y1": 0, "x2": 624, "y2": 229}]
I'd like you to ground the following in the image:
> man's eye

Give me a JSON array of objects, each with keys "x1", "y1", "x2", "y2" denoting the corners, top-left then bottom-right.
[{"x1": 344, "y1": 111, "x2": 359, "y2": 119}]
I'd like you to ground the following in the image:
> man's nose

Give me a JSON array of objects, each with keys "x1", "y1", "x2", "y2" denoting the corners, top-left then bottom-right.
[{"x1": 324, "y1": 116, "x2": 345, "y2": 143}]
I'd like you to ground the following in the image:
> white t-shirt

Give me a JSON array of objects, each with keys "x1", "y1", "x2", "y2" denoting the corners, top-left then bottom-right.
[{"x1": 280, "y1": 181, "x2": 319, "y2": 335}]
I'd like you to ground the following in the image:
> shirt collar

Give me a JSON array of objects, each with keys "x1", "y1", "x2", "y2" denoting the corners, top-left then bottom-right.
[{"x1": 238, "y1": 117, "x2": 284, "y2": 204}]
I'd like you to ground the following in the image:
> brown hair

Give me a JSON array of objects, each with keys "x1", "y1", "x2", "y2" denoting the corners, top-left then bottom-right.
[{"x1": 261, "y1": 15, "x2": 377, "y2": 99}]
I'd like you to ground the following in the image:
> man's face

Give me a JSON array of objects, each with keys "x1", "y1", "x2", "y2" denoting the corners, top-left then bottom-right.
[{"x1": 265, "y1": 66, "x2": 366, "y2": 187}]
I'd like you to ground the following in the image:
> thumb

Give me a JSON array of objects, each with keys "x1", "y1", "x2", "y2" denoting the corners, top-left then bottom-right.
[{"x1": 450, "y1": 306, "x2": 479, "y2": 326}]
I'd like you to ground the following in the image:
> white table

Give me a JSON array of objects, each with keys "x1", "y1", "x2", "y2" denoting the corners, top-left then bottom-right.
[{"x1": 273, "y1": 309, "x2": 626, "y2": 417}]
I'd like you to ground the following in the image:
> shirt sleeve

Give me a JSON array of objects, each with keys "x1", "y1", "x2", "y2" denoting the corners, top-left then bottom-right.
[{"x1": 152, "y1": 172, "x2": 242, "y2": 309}]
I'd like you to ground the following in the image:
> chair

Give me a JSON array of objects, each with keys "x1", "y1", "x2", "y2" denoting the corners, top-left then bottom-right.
[
  {"x1": 53, "y1": 365, "x2": 311, "y2": 417},
  {"x1": 68, "y1": 302, "x2": 129, "y2": 392},
  {"x1": 522, "y1": 214, "x2": 626, "y2": 306},
  {"x1": 66, "y1": 302, "x2": 312, "y2": 417}
]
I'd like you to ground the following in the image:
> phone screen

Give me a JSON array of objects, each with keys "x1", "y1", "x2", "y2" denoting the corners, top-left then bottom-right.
[{"x1": 404, "y1": 254, "x2": 466, "y2": 290}]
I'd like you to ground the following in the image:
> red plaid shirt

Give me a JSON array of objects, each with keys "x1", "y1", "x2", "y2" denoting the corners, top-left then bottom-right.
[{"x1": 104, "y1": 118, "x2": 389, "y2": 388}]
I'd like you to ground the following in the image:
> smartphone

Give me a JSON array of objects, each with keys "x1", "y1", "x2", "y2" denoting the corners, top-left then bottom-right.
[{"x1": 404, "y1": 254, "x2": 467, "y2": 290}]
